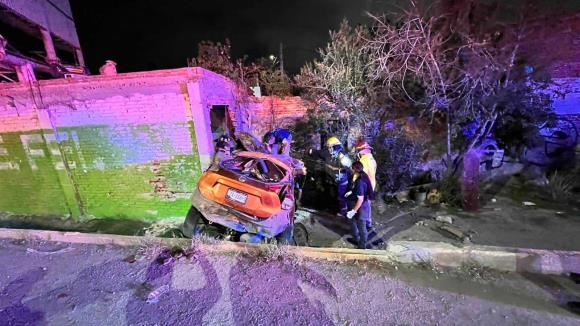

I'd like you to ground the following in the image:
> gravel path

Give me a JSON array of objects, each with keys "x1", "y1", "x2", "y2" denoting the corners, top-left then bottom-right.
[{"x1": 0, "y1": 238, "x2": 578, "y2": 325}]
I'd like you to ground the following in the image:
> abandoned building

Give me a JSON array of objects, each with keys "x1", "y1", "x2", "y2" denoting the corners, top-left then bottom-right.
[{"x1": 0, "y1": 0, "x2": 85, "y2": 82}]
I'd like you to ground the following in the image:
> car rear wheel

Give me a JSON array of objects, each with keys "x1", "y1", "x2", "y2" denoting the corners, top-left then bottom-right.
[{"x1": 182, "y1": 206, "x2": 204, "y2": 238}]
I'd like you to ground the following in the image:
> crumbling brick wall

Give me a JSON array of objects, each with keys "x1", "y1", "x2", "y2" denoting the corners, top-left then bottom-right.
[
  {"x1": 0, "y1": 67, "x2": 239, "y2": 219},
  {"x1": 247, "y1": 96, "x2": 310, "y2": 137}
]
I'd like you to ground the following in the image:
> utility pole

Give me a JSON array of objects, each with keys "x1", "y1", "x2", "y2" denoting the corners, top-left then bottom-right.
[{"x1": 279, "y1": 42, "x2": 284, "y2": 73}]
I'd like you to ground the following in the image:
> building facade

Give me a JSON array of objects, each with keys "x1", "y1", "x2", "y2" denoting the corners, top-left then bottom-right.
[{"x1": 0, "y1": 0, "x2": 84, "y2": 82}]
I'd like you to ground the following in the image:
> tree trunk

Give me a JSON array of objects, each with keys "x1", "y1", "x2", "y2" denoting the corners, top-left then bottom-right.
[{"x1": 445, "y1": 107, "x2": 453, "y2": 175}]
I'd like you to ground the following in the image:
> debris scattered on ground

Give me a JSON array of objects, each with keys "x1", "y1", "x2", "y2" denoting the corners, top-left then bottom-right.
[
  {"x1": 395, "y1": 191, "x2": 410, "y2": 204},
  {"x1": 427, "y1": 189, "x2": 441, "y2": 205},
  {"x1": 146, "y1": 284, "x2": 170, "y2": 304},
  {"x1": 123, "y1": 254, "x2": 137, "y2": 263},
  {"x1": 26, "y1": 247, "x2": 75, "y2": 255},
  {"x1": 522, "y1": 201, "x2": 536, "y2": 207},
  {"x1": 438, "y1": 224, "x2": 471, "y2": 243},
  {"x1": 415, "y1": 220, "x2": 427, "y2": 226},
  {"x1": 435, "y1": 215, "x2": 454, "y2": 224},
  {"x1": 491, "y1": 198, "x2": 497, "y2": 203},
  {"x1": 56, "y1": 293, "x2": 68, "y2": 299}
]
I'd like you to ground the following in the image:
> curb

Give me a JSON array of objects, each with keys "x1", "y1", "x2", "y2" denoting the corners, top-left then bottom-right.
[
  {"x1": 387, "y1": 241, "x2": 580, "y2": 275},
  {"x1": 0, "y1": 228, "x2": 578, "y2": 275}
]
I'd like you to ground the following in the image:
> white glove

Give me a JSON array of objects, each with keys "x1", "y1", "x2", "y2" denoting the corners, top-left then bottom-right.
[
  {"x1": 346, "y1": 210, "x2": 357, "y2": 219},
  {"x1": 344, "y1": 191, "x2": 352, "y2": 198}
]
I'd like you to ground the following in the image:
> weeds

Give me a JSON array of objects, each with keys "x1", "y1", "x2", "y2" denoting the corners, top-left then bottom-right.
[
  {"x1": 546, "y1": 170, "x2": 576, "y2": 201},
  {"x1": 190, "y1": 234, "x2": 220, "y2": 248},
  {"x1": 142, "y1": 218, "x2": 184, "y2": 238},
  {"x1": 135, "y1": 236, "x2": 168, "y2": 260},
  {"x1": 458, "y1": 261, "x2": 495, "y2": 281},
  {"x1": 439, "y1": 175, "x2": 462, "y2": 207},
  {"x1": 416, "y1": 258, "x2": 444, "y2": 275}
]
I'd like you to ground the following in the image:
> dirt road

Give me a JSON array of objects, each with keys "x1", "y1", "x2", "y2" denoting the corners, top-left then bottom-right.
[{"x1": 0, "y1": 238, "x2": 579, "y2": 325}]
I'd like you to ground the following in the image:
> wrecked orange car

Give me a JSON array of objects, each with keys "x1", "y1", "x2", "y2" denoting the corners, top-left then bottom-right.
[{"x1": 182, "y1": 149, "x2": 305, "y2": 244}]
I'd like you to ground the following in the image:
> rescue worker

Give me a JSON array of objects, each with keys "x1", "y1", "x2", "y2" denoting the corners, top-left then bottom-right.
[
  {"x1": 346, "y1": 161, "x2": 373, "y2": 249},
  {"x1": 353, "y1": 139, "x2": 377, "y2": 230},
  {"x1": 263, "y1": 128, "x2": 292, "y2": 156},
  {"x1": 325, "y1": 136, "x2": 352, "y2": 217},
  {"x1": 210, "y1": 134, "x2": 233, "y2": 170},
  {"x1": 354, "y1": 140, "x2": 377, "y2": 191}
]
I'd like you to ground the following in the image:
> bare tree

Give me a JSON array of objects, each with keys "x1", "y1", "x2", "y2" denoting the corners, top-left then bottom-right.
[
  {"x1": 296, "y1": 20, "x2": 383, "y2": 142},
  {"x1": 364, "y1": 0, "x2": 553, "y2": 170}
]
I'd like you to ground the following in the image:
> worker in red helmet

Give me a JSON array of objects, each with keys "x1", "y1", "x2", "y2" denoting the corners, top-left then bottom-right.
[{"x1": 354, "y1": 139, "x2": 377, "y2": 191}]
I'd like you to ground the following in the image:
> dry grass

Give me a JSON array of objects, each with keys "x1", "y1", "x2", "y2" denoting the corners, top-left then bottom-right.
[
  {"x1": 546, "y1": 171, "x2": 576, "y2": 201},
  {"x1": 142, "y1": 218, "x2": 184, "y2": 237}
]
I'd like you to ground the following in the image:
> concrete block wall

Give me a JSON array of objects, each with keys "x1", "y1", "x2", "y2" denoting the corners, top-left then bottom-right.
[{"x1": 0, "y1": 67, "x2": 240, "y2": 220}]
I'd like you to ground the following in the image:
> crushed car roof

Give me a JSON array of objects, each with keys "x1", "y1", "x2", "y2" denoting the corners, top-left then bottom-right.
[{"x1": 234, "y1": 151, "x2": 292, "y2": 172}]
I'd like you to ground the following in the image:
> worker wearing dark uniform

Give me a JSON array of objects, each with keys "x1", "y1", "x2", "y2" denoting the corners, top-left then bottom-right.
[
  {"x1": 346, "y1": 161, "x2": 373, "y2": 249},
  {"x1": 263, "y1": 128, "x2": 292, "y2": 156}
]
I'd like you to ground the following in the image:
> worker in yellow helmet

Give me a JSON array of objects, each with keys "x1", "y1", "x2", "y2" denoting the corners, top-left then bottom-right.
[
  {"x1": 351, "y1": 139, "x2": 377, "y2": 233},
  {"x1": 354, "y1": 139, "x2": 377, "y2": 191},
  {"x1": 325, "y1": 136, "x2": 352, "y2": 217}
]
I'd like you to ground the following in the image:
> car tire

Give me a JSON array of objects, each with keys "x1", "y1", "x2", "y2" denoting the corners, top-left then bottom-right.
[{"x1": 182, "y1": 206, "x2": 205, "y2": 238}]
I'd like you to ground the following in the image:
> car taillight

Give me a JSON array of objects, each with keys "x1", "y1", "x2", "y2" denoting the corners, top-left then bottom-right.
[{"x1": 267, "y1": 184, "x2": 284, "y2": 193}]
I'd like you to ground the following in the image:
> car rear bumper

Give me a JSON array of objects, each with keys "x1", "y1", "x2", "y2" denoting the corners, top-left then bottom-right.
[{"x1": 190, "y1": 189, "x2": 290, "y2": 238}]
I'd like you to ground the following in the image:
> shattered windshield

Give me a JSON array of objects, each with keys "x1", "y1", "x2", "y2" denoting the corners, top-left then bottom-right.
[{"x1": 221, "y1": 156, "x2": 287, "y2": 183}]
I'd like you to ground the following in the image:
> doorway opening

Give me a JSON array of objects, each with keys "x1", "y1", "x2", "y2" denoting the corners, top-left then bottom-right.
[{"x1": 209, "y1": 105, "x2": 232, "y2": 141}]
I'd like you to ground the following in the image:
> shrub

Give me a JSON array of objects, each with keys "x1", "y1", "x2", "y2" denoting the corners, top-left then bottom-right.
[
  {"x1": 373, "y1": 129, "x2": 421, "y2": 193},
  {"x1": 439, "y1": 175, "x2": 462, "y2": 207}
]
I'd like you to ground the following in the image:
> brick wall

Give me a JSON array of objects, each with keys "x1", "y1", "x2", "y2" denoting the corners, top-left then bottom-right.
[
  {"x1": 0, "y1": 67, "x2": 240, "y2": 220},
  {"x1": 247, "y1": 96, "x2": 310, "y2": 137}
]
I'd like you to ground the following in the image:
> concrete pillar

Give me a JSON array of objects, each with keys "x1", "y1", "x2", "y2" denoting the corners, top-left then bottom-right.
[
  {"x1": 39, "y1": 28, "x2": 59, "y2": 64},
  {"x1": 15, "y1": 63, "x2": 36, "y2": 82},
  {"x1": 75, "y1": 48, "x2": 85, "y2": 67}
]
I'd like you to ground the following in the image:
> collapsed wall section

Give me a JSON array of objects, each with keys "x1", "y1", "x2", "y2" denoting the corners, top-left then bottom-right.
[{"x1": 247, "y1": 96, "x2": 310, "y2": 137}]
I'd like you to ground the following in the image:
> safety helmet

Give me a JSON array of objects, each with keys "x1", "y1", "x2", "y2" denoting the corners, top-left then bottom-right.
[
  {"x1": 355, "y1": 139, "x2": 372, "y2": 151},
  {"x1": 325, "y1": 136, "x2": 341, "y2": 147}
]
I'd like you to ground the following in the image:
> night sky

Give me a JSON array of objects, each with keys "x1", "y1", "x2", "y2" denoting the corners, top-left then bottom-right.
[
  {"x1": 69, "y1": 0, "x2": 395, "y2": 75},
  {"x1": 69, "y1": 0, "x2": 580, "y2": 75}
]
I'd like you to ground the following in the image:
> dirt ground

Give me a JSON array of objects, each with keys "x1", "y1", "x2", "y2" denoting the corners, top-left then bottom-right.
[
  {"x1": 296, "y1": 174, "x2": 580, "y2": 252},
  {"x1": 388, "y1": 175, "x2": 580, "y2": 251},
  {"x1": 0, "y1": 238, "x2": 579, "y2": 325}
]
